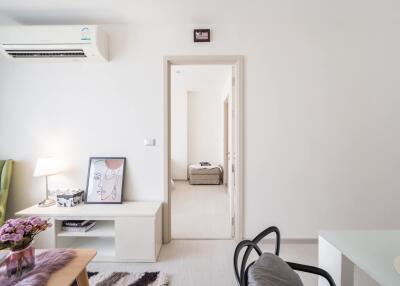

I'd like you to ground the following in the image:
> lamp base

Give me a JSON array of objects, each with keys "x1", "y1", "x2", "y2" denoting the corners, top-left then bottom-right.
[{"x1": 38, "y1": 199, "x2": 55, "y2": 207}]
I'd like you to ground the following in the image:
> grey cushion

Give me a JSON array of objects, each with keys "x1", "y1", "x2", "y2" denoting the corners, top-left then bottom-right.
[{"x1": 248, "y1": 253, "x2": 303, "y2": 286}]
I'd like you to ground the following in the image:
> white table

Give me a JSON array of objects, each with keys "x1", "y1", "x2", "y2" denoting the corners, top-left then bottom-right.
[{"x1": 319, "y1": 230, "x2": 400, "y2": 286}]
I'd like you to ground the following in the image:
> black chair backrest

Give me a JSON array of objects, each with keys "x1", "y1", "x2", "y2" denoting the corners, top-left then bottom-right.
[
  {"x1": 233, "y1": 226, "x2": 280, "y2": 286},
  {"x1": 233, "y1": 226, "x2": 336, "y2": 286}
]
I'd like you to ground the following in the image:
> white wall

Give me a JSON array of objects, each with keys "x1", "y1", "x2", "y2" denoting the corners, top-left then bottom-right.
[
  {"x1": 1, "y1": 1, "x2": 400, "y2": 238},
  {"x1": 187, "y1": 90, "x2": 222, "y2": 166},
  {"x1": 171, "y1": 69, "x2": 188, "y2": 180}
]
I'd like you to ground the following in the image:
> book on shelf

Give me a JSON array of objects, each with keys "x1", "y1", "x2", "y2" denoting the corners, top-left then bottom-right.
[
  {"x1": 62, "y1": 220, "x2": 92, "y2": 227},
  {"x1": 61, "y1": 220, "x2": 96, "y2": 232}
]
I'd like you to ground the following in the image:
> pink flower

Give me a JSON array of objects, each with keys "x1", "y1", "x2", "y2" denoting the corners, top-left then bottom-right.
[
  {"x1": 6, "y1": 219, "x2": 16, "y2": 226},
  {"x1": 0, "y1": 233, "x2": 11, "y2": 242},
  {"x1": 10, "y1": 233, "x2": 23, "y2": 242},
  {"x1": 30, "y1": 217, "x2": 42, "y2": 226},
  {"x1": 0, "y1": 224, "x2": 13, "y2": 235},
  {"x1": 24, "y1": 225, "x2": 33, "y2": 233},
  {"x1": 9, "y1": 218, "x2": 22, "y2": 227},
  {"x1": 1, "y1": 217, "x2": 52, "y2": 248},
  {"x1": 15, "y1": 229, "x2": 24, "y2": 235}
]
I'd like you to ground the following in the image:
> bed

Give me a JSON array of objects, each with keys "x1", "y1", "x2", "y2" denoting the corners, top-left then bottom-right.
[{"x1": 188, "y1": 164, "x2": 223, "y2": 185}]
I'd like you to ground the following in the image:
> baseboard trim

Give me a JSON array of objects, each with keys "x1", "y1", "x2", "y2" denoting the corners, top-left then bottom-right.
[
  {"x1": 171, "y1": 238, "x2": 233, "y2": 241},
  {"x1": 257, "y1": 238, "x2": 318, "y2": 244},
  {"x1": 168, "y1": 238, "x2": 317, "y2": 243}
]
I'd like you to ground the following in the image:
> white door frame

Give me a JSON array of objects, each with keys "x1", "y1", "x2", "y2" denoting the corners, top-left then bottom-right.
[{"x1": 163, "y1": 55, "x2": 244, "y2": 243}]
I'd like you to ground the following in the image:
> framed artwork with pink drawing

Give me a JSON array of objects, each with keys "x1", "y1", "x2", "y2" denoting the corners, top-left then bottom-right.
[{"x1": 85, "y1": 157, "x2": 126, "y2": 204}]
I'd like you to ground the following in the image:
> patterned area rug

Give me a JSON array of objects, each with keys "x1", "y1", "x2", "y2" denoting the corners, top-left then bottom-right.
[{"x1": 71, "y1": 271, "x2": 168, "y2": 286}]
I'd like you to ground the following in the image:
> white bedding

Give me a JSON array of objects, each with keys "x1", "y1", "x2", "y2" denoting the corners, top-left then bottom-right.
[{"x1": 189, "y1": 164, "x2": 222, "y2": 171}]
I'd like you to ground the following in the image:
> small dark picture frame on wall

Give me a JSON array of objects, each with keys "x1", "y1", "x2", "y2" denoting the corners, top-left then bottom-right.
[
  {"x1": 194, "y1": 29, "x2": 211, "y2": 42},
  {"x1": 85, "y1": 157, "x2": 126, "y2": 204}
]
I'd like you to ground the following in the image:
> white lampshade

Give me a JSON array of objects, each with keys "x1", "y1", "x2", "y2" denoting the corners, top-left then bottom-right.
[{"x1": 33, "y1": 157, "x2": 63, "y2": 177}]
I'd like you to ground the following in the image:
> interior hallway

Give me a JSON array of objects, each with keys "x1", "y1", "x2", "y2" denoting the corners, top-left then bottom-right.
[{"x1": 171, "y1": 180, "x2": 231, "y2": 239}]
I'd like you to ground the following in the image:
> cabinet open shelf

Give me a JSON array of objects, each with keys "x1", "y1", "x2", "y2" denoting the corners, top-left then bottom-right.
[{"x1": 57, "y1": 220, "x2": 115, "y2": 238}]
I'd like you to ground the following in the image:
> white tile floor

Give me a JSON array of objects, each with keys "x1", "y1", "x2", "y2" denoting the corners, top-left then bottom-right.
[
  {"x1": 89, "y1": 239, "x2": 378, "y2": 286},
  {"x1": 171, "y1": 181, "x2": 231, "y2": 239},
  {"x1": 89, "y1": 240, "x2": 319, "y2": 286},
  {"x1": 87, "y1": 183, "x2": 379, "y2": 286}
]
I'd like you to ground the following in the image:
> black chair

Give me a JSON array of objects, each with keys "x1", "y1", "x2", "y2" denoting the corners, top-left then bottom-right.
[{"x1": 234, "y1": 226, "x2": 336, "y2": 286}]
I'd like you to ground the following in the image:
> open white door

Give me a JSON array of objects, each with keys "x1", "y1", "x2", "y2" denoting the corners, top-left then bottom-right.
[
  {"x1": 227, "y1": 68, "x2": 236, "y2": 238},
  {"x1": 223, "y1": 101, "x2": 229, "y2": 186}
]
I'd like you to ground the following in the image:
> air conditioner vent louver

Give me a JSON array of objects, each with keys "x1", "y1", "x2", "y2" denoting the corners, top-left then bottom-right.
[
  {"x1": 5, "y1": 49, "x2": 87, "y2": 58},
  {"x1": 0, "y1": 25, "x2": 108, "y2": 61}
]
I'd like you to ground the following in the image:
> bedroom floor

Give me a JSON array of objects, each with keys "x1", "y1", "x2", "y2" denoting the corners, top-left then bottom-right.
[{"x1": 171, "y1": 180, "x2": 231, "y2": 239}]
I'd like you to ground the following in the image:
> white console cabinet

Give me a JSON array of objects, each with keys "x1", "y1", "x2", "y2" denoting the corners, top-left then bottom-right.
[{"x1": 16, "y1": 201, "x2": 162, "y2": 262}]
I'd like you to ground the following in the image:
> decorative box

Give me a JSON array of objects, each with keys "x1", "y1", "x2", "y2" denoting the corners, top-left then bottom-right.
[{"x1": 56, "y1": 189, "x2": 84, "y2": 207}]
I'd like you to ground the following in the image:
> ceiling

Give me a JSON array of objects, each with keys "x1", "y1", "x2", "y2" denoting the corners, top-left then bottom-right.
[{"x1": 1, "y1": 0, "x2": 400, "y2": 25}]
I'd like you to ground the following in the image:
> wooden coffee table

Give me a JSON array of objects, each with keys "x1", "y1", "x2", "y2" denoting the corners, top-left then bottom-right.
[{"x1": 46, "y1": 249, "x2": 96, "y2": 286}]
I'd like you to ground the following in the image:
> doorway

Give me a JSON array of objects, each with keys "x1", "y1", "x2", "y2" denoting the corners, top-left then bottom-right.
[
  {"x1": 171, "y1": 65, "x2": 231, "y2": 239},
  {"x1": 163, "y1": 56, "x2": 243, "y2": 243}
]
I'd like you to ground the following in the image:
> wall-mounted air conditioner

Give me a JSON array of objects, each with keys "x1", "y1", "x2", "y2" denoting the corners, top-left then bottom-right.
[{"x1": 0, "y1": 25, "x2": 108, "y2": 62}]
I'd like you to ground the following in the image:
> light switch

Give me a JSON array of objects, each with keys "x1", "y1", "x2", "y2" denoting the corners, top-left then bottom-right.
[{"x1": 144, "y1": 138, "x2": 156, "y2": 146}]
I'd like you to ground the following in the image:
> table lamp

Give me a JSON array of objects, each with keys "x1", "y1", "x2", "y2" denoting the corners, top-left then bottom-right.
[{"x1": 34, "y1": 157, "x2": 63, "y2": 207}]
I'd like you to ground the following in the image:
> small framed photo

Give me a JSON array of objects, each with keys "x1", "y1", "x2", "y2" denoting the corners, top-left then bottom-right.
[
  {"x1": 194, "y1": 29, "x2": 210, "y2": 42},
  {"x1": 85, "y1": 157, "x2": 126, "y2": 204}
]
